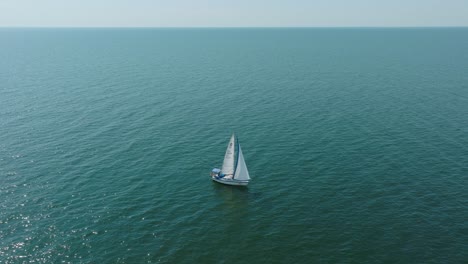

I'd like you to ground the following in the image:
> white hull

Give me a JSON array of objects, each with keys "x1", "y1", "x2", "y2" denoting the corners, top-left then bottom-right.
[{"x1": 212, "y1": 176, "x2": 249, "y2": 186}]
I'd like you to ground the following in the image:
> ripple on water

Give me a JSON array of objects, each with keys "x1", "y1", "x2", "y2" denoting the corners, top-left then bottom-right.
[{"x1": 1, "y1": 28, "x2": 468, "y2": 263}]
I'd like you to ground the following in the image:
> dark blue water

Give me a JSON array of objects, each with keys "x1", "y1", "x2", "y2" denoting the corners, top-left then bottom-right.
[{"x1": 1, "y1": 28, "x2": 468, "y2": 263}]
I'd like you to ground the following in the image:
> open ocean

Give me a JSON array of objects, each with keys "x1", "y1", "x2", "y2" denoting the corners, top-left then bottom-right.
[{"x1": 1, "y1": 28, "x2": 468, "y2": 263}]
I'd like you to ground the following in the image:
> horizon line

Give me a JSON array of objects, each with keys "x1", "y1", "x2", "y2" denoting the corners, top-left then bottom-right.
[{"x1": 1, "y1": 26, "x2": 468, "y2": 29}]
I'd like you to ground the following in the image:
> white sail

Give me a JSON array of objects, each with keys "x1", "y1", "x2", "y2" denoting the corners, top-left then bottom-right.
[
  {"x1": 233, "y1": 144, "x2": 250, "y2": 181},
  {"x1": 221, "y1": 134, "x2": 235, "y2": 175}
]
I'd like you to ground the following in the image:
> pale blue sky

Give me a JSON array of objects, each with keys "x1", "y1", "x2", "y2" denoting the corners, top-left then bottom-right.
[{"x1": 1, "y1": 0, "x2": 467, "y2": 27}]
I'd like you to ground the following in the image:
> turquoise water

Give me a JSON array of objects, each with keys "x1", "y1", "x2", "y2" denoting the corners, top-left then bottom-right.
[{"x1": 1, "y1": 28, "x2": 468, "y2": 263}]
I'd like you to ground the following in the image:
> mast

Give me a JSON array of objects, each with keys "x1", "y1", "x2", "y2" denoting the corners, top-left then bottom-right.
[{"x1": 233, "y1": 135, "x2": 239, "y2": 176}]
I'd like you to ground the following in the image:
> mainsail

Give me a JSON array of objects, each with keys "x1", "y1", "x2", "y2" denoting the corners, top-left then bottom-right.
[
  {"x1": 233, "y1": 144, "x2": 250, "y2": 181},
  {"x1": 221, "y1": 134, "x2": 235, "y2": 175}
]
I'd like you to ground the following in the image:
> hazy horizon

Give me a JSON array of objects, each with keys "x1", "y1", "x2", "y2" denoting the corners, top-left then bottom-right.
[
  {"x1": 2, "y1": 25, "x2": 467, "y2": 30},
  {"x1": 1, "y1": 0, "x2": 468, "y2": 28}
]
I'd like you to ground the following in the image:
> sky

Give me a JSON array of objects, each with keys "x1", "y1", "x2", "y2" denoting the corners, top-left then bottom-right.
[{"x1": 0, "y1": 0, "x2": 467, "y2": 27}]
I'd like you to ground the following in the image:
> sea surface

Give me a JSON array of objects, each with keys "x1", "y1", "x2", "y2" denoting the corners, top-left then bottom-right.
[{"x1": 1, "y1": 28, "x2": 468, "y2": 263}]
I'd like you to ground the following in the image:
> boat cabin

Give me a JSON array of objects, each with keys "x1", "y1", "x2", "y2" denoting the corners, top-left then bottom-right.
[{"x1": 211, "y1": 168, "x2": 221, "y2": 177}]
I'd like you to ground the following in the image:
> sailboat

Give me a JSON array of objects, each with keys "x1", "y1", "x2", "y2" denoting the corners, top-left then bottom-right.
[{"x1": 210, "y1": 134, "x2": 251, "y2": 186}]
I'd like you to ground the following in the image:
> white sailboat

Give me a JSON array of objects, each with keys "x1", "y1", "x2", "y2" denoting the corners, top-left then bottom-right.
[{"x1": 210, "y1": 134, "x2": 251, "y2": 186}]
